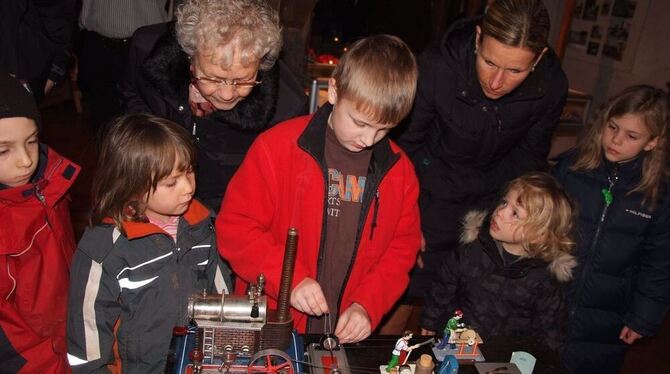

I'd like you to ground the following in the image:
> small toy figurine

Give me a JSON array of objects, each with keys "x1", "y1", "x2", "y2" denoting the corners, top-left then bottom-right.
[
  {"x1": 386, "y1": 331, "x2": 420, "y2": 372},
  {"x1": 436, "y1": 310, "x2": 464, "y2": 350}
]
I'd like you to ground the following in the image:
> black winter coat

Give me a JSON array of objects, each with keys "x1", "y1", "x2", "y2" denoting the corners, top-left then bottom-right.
[
  {"x1": 421, "y1": 211, "x2": 576, "y2": 352},
  {"x1": 395, "y1": 18, "x2": 568, "y2": 295},
  {"x1": 120, "y1": 22, "x2": 309, "y2": 211},
  {"x1": 553, "y1": 153, "x2": 670, "y2": 373}
]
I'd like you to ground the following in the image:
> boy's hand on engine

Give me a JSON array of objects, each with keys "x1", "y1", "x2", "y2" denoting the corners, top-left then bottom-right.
[
  {"x1": 335, "y1": 303, "x2": 371, "y2": 343},
  {"x1": 290, "y1": 277, "x2": 329, "y2": 316}
]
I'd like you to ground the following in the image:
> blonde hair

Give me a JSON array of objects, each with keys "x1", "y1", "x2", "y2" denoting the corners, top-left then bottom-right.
[
  {"x1": 331, "y1": 34, "x2": 418, "y2": 125},
  {"x1": 91, "y1": 114, "x2": 196, "y2": 234},
  {"x1": 572, "y1": 85, "x2": 670, "y2": 207},
  {"x1": 481, "y1": 0, "x2": 550, "y2": 54},
  {"x1": 176, "y1": 0, "x2": 282, "y2": 70},
  {"x1": 497, "y1": 172, "x2": 576, "y2": 261}
]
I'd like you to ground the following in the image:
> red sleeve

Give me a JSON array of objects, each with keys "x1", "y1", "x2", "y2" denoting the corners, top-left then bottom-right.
[{"x1": 216, "y1": 136, "x2": 311, "y2": 299}]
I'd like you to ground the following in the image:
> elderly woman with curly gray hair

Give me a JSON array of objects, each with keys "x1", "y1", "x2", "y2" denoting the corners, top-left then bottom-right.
[{"x1": 122, "y1": 0, "x2": 308, "y2": 210}]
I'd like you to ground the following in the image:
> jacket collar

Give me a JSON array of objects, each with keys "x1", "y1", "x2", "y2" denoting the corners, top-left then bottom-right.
[
  {"x1": 140, "y1": 22, "x2": 279, "y2": 131},
  {"x1": 602, "y1": 154, "x2": 645, "y2": 187},
  {"x1": 442, "y1": 17, "x2": 559, "y2": 106},
  {"x1": 460, "y1": 210, "x2": 576, "y2": 281},
  {"x1": 297, "y1": 103, "x2": 399, "y2": 176},
  {"x1": 0, "y1": 145, "x2": 79, "y2": 204},
  {"x1": 104, "y1": 199, "x2": 211, "y2": 240}
]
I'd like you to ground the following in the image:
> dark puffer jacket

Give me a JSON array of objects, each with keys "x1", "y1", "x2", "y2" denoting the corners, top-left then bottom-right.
[
  {"x1": 121, "y1": 22, "x2": 309, "y2": 211},
  {"x1": 553, "y1": 152, "x2": 670, "y2": 374},
  {"x1": 395, "y1": 17, "x2": 568, "y2": 295},
  {"x1": 421, "y1": 211, "x2": 576, "y2": 352}
]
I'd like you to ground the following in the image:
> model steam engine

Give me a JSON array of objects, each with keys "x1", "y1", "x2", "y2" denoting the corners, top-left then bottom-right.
[{"x1": 171, "y1": 229, "x2": 300, "y2": 374}]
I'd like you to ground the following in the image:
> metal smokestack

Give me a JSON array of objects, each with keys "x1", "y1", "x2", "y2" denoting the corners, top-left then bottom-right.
[{"x1": 277, "y1": 228, "x2": 298, "y2": 322}]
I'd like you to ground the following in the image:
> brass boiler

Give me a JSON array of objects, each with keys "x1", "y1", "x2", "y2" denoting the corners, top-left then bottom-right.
[{"x1": 187, "y1": 292, "x2": 267, "y2": 324}]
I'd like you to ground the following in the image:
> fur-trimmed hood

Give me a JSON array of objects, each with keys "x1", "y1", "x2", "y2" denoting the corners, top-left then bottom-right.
[
  {"x1": 139, "y1": 22, "x2": 279, "y2": 131},
  {"x1": 459, "y1": 210, "x2": 577, "y2": 282}
]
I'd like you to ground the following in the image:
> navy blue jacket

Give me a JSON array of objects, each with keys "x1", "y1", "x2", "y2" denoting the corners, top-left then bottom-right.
[{"x1": 553, "y1": 152, "x2": 670, "y2": 373}]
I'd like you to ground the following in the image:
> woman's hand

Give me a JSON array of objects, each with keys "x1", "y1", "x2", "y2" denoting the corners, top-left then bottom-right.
[
  {"x1": 335, "y1": 303, "x2": 371, "y2": 343},
  {"x1": 289, "y1": 277, "x2": 329, "y2": 316},
  {"x1": 619, "y1": 326, "x2": 643, "y2": 344}
]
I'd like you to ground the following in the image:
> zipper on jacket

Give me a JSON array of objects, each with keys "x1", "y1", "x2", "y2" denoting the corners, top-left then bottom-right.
[
  {"x1": 369, "y1": 189, "x2": 380, "y2": 240},
  {"x1": 570, "y1": 166, "x2": 618, "y2": 317},
  {"x1": 192, "y1": 120, "x2": 199, "y2": 143},
  {"x1": 34, "y1": 184, "x2": 51, "y2": 228},
  {"x1": 336, "y1": 156, "x2": 399, "y2": 319}
]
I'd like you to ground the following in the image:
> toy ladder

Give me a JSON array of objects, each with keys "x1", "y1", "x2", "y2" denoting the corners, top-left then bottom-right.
[{"x1": 202, "y1": 327, "x2": 215, "y2": 360}]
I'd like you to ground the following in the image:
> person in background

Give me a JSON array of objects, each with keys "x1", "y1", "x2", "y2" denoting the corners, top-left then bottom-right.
[
  {"x1": 0, "y1": 72, "x2": 80, "y2": 373},
  {"x1": 553, "y1": 85, "x2": 670, "y2": 373},
  {"x1": 77, "y1": 0, "x2": 171, "y2": 135},
  {"x1": 390, "y1": 0, "x2": 568, "y2": 331},
  {"x1": 122, "y1": 0, "x2": 308, "y2": 211},
  {"x1": 0, "y1": 0, "x2": 75, "y2": 102}
]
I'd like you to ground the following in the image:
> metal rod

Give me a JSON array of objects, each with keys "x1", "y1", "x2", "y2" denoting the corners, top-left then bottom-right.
[{"x1": 277, "y1": 228, "x2": 299, "y2": 322}]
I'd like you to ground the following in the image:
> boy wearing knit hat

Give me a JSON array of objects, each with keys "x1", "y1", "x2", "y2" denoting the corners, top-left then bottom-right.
[{"x1": 0, "y1": 72, "x2": 80, "y2": 373}]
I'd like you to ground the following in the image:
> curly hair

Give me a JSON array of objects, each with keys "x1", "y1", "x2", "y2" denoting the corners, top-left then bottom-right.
[
  {"x1": 176, "y1": 0, "x2": 282, "y2": 70},
  {"x1": 572, "y1": 85, "x2": 670, "y2": 208},
  {"x1": 499, "y1": 172, "x2": 576, "y2": 262}
]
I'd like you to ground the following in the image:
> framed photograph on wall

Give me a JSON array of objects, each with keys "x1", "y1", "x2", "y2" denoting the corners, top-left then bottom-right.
[{"x1": 565, "y1": 0, "x2": 649, "y2": 70}]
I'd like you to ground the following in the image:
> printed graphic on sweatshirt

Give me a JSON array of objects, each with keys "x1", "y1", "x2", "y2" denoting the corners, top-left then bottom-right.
[{"x1": 327, "y1": 168, "x2": 366, "y2": 217}]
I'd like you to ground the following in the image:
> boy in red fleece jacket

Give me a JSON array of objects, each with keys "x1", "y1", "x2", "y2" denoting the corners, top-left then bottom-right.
[{"x1": 217, "y1": 35, "x2": 421, "y2": 343}]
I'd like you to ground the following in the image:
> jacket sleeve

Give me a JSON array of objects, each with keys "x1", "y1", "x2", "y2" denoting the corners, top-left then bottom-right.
[
  {"x1": 395, "y1": 53, "x2": 437, "y2": 157},
  {"x1": 625, "y1": 203, "x2": 670, "y2": 337},
  {"x1": 206, "y1": 223, "x2": 233, "y2": 295},
  {"x1": 0, "y1": 295, "x2": 69, "y2": 373},
  {"x1": 33, "y1": 0, "x2": 75, "y2": 84},
  {"x1": 216, "y1": 136, "x2": 312, "y2": 300},
  {"x1": 66, "y1": 248, "x2": 120, "y2": 373},
  {"x1": 119, "y1": 29, "x2": 153, "y2": 114},
  {"x1": 420, "y1": 248, "x2": 462, "y2": 332},
  {"x1": 345, "y1": 160, "x2": 422, "y2": 329},
  {"x1": 531, "y1": 281, "x2": 568, "y2": 352}
]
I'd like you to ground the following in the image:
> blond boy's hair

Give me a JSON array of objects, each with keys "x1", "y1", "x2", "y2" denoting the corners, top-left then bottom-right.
[
  {"x1": 502, "y1": 172, "x2": 576, "y2": 262},
  {"x1": 331, "y1": 34, "x2": 418, "y2": 125}
]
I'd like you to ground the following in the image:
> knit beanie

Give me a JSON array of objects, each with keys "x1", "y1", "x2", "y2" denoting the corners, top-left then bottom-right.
[{"x1": 0, "y1": 71, "x2": 42, "y2": 129}]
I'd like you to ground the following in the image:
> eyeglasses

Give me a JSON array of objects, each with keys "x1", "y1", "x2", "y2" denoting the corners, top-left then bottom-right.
[{"x1": 190, "y1": 73, "x2": 262, "y2": 92}]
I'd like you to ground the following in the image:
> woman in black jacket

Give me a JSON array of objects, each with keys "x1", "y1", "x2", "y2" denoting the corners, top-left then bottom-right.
[
  {"x1": 553, "y1": 85, "x2": 670, "y2": 373},
  {"x1": 396, "y1": 0, "x2": 568, "y2": 298},
  {"x1": 121, "y1": 0, "x2": 308, "y2": 211}
]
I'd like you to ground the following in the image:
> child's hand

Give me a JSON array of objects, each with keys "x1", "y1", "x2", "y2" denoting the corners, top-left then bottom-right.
[
  {"x1": 619, "y1": 326, "x2": 643, "y2": 344},
  {"x1": 335, "y1": 303, "x2": 371, "y2": 343},
  {"x1": 420, "y1": 328, "x2": 436, "y2": 336},
  {"x1": 290, "y1": 277, "x2": 329, "y2": 316}
]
